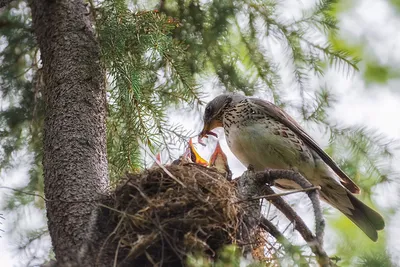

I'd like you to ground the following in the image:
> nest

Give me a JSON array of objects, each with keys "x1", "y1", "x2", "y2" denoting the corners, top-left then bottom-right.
[{"x1": 98, "y1": 163, "x2": 243, "y2": 266}]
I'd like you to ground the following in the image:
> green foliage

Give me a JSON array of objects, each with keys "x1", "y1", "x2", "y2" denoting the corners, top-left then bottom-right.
[
  {"x1": 329, "y1": 0, "x2": 400, "y2": 86},
  {"x1": 0, "y1": 2, "x2": 36, "y2": 169},
  {"x1": 330, "y1": 36, "x2": 400, "y2": 85},
  {"x1": 0, "y1": 0, "x2": 398, "y2": 265},
  {"x1": 390, "y1": 0, "x2": 400, "y2": 13},
  {"x1": 0, "y1": 1, "x2": 44, "y2": 209},
  {"x1": 363, "y1": 62, "x2": 400, "y2": 85},
  {"x1": 363, "y1": 63, "x2": 390, "y2": 84},
  {"x1": 161, "y1": 0, "x2": 359, "y2": 103},
  {"x1": 356, "y1": 252, "x2": 392, "y2": 267},
  {"x1": 187, "y1": 245, "x2": 268, "y2": 267},
  {"x1": 97, "y1": 0, "x2": 202, "y2": 179},
  {"x1": 186, "y1": 244, "x2": 317, "y2": 266},
  {"x1": 330, "y1": 213, "x2": 390, "y2": 267},
  {"x1": 323, "y1": 124, "x2": 397, "y2": 196}
]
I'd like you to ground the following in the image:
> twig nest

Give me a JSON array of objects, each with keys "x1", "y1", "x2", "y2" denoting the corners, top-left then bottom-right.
[{"x1": 102, "y1": 163, "x2": 242, "y2": 266}]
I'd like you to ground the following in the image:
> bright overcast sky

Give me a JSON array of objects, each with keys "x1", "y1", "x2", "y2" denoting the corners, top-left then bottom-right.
[{"x1": 1, "y1": 0, "x2": 400, "y2": 266}]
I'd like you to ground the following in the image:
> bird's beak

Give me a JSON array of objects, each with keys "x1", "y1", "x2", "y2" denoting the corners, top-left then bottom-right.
[
  {"x1": 209, "y1": 141, "x2": 232, "y2": 180},
  {"x1": 150, "y1": 151, "x2": 162, "y2": 168},
  {"x1": 209, "y1": 142, "x2": 227, "y2": 167},
  {"x1": 155, "y1": 152, "x2": 161, "y2": 164},
  {"x1": 198, "y1": 120, "x2": 220, "y2": 146},
  {"x1": 188, "y1": 138, "x2": 208, "y2": 166}
]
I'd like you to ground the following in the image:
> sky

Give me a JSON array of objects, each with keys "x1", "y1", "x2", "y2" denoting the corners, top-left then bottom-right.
[{"x1": 1, "y1": 0, "x2": 400, "y2": 266}]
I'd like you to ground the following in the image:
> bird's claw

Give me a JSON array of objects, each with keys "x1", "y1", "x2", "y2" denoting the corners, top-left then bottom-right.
[{"x1": 247, "y1": 164, "x2": 255, "y2": 172}]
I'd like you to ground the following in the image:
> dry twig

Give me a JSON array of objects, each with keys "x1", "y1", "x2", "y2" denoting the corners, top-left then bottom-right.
[
  {"x1": 236, "y1": 167, "x2": 331, "y2": 266},
  {"x1": 262, "y1": 185, "x2": 330, "y2": 267},
  {"x1": 253, "y1": 168, "x2": 325, "y2": 246}
]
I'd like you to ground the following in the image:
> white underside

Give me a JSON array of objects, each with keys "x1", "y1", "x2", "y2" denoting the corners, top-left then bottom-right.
[{"x1": 226, "y1": 122, "x2": 354, "y2": 213}]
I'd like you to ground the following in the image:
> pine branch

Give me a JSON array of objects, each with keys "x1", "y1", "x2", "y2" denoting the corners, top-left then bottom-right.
[
  {"x1": 326, "y1": 123, "x2": 397, "y2": 184},
  {"x1": 234, "y1": 18, "x2": 279, "y2": 95},
  {"x1": 302, "y1": 39, "x2": 360, "y2": 73}
]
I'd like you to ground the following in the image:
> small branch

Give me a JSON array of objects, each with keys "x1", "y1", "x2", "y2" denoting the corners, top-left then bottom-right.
[
  {"x1": 236, "y1": 167, "x2": 330, "y2": 265},
  {"x1": 235, "y1": 186, "x2": 321, "y2": 203},
  {"x1": 254, "y1": 169, "x2": 325, "y2": 245},
  {"x1": 124, "y1": 232, "x2": 160, "y2": 261},
  {"x1": 260, "y1": 216, "x2": 309, "y2": 266},
  {"x1": 140, "y1": 144, "x2": 187, "y2": 188},
  {"x1": 259, "y1": 216, "x2": 291, "y2": 249},
  {"x1": 0, "y1": 213, "x2": 4, "y2": 237},
  {"x1": 0, "y1": 186, "x2": 108, "y2": 203},
  {"x1": 262, "y1": 185, "x2": 330, "y2": 267},
  {"x1": 0, "y1": 186, "x2": 49, "y2": 202}
]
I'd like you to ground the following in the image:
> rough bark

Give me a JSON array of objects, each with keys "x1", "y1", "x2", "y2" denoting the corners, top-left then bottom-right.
[
  {"x1": 29, "y1": 0, "x2": 108, "y2": 263},
  {"x1": 25, "y1": 1, "x2": 329, "y2": 265},
  {"x1": 235, "y1": 170, "x2": 263, "y2": 255}
]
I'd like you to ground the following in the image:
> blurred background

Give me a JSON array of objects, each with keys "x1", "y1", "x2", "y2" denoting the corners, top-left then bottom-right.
[{"x1": 0, "y1": 0, "x2": 400, "y2": 266}]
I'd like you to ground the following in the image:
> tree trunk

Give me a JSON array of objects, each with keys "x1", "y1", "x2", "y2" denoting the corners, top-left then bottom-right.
[{"x1": 29, "y1": 0, "x2": 108, "y2": 263}]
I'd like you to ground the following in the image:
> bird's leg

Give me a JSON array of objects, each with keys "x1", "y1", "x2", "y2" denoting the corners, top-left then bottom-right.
[
  {"x1": 247, "y1": 164, "x2": 255, "y2": 172},
  {"x1": 226, "y1": 169, "x2": 233, "y2": 181}
]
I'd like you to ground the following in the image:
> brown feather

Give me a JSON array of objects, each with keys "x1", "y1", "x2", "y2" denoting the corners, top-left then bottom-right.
[{"x1": 248, "y1": 98, "x2": 361, "y2": 194}]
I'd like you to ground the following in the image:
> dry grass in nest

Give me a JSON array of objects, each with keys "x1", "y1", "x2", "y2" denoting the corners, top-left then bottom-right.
[{"x1": 103, "y1": 163, "x2": 242, "y2": 266}]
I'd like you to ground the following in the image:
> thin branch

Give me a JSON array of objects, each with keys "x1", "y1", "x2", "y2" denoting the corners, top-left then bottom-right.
[
  {"x1": 0, "y1": 186, "x2": 108, "y2": 203},
  {"x1": 260, "y1": 216, "x2": 310, "y2": 266},
  {"x1": 237, "y1": 167, "x2": 329, "y2": 265},
  {"x1": 253, "y1": 168, "x2": 325, "y2": 245},
  {"x1": 0, "y1": 186, "x2": 49, "y2": 202},
  {"x1": 139, "y1": 143, "x2": 187, "y2": 188},
  {"x1": 262, "y1": 185, "x2": 330, "y2": 267},
  {"x1": 113, "y1": 239, "x2": 122, "y2": 267},
  {"x1": 125, "y1": 232, "x2": 160, "y2": 261},
  {"x1": 235, "y1": 186, "x2": 321, "y2": 203},
  {"x1": 237, "y1": 166, "x2": 330, "y2": 265},
  {"x1": 17, "y1": 229, "x2": 49, "y2": 251},
  {"x1": 259, "y1": 216, "x2": 291, "y2": 250}
]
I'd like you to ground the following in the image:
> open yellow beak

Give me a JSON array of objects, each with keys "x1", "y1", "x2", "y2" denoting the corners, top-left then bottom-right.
[{"x1": 188, "y1": 138, "x2": 208, "y2": 166}]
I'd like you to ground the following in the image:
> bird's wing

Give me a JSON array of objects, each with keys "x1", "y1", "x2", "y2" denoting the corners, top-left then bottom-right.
[{"x1": 248, "y1": 98, "x2": 360, "y2": 194}]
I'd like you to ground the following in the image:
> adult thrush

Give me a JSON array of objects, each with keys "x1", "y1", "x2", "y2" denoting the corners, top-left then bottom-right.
[{"x1": 199, "y1": 93, "x2": 384, "y2": 241}]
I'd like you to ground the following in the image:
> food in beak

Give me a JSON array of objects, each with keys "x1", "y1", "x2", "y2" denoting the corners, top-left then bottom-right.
[{"x1": 198, "y1": 131, "x2": 218, "y2": 146}]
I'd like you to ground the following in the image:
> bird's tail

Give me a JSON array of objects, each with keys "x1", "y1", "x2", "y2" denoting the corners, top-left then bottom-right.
[{"x1": 320, "y1": 179, "x2": 385, "y2": 242}]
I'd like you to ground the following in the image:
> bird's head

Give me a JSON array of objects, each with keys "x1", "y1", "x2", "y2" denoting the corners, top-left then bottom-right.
[
  {"x1": 199, "y1": 93, "x2": 246, "y2": 141},
  {"x1": 188, "y1": 138, "x2": 208, "y2": 166},
  {"x1": 177, "y1": 138, "x2": 209, "y2": 166},
  {"x1": 209, "y1": 141, "x2": 232, "y2": 180}
]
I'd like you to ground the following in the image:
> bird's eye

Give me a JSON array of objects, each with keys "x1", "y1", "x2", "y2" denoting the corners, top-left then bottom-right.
[{"x1": 205, "y1": 105, "x2": 212, "y2": 114}]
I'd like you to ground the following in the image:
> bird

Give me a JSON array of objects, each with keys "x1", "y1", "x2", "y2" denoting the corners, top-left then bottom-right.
[
  {"x1": 208, "y1": 141, "x2": 232, "y2": 181},
  {"x1": 171, "y1": 138, "x2": 209, "y2": 166},
  {"x1": 199, "y1": 93, "x2": 385, "y2": 241}
]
